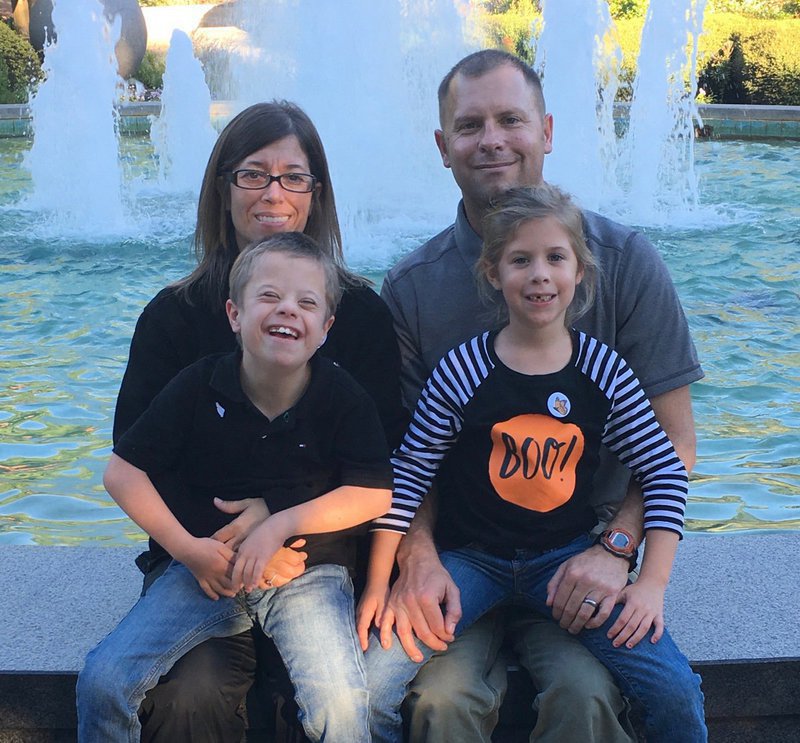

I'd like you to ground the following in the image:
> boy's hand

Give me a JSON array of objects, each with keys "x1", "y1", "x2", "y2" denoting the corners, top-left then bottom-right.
[
  {"x1": 606, "y1": 577, "x2": 666, "y2": 649},
  {"x1": 232, "y1": 519, "x2": 287, "y2": 591},
  {"x1": 211, "y1": 497, "x2": 270, "y2": 550},
  {"x1": 356, "y1": 582, "x2": 390, "y2": 651},
  {"x1": 178, "y1": 537, "x2": 238, "y2": 601}
]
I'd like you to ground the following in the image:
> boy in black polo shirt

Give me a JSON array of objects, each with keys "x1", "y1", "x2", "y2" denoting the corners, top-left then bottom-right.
[{"x1": 77, "y1": 233, "x2": 392, "y2": 743}]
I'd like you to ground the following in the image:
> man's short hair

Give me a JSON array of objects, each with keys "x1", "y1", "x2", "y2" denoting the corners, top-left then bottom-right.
[
  {"x1": 437, "y1": 49, "x2": 546, "y2": 125},
  {"x1": 229, "y1": 232, "x2": 342, "y2": 318}
]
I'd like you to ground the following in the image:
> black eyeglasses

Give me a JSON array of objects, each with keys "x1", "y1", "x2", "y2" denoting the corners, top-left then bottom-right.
[{"x1": 222, "y1": 169, "x2": 318, "y2": 193}]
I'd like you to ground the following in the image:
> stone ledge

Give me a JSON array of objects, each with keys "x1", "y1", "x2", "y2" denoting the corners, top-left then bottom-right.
[{"x1": 1, "y1": 534, "x2": 798, "y2": 741}]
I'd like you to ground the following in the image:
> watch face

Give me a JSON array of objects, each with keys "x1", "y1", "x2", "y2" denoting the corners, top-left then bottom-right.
[{"x1": 608, "y1": 531, "x2": 631, "y2": 549}]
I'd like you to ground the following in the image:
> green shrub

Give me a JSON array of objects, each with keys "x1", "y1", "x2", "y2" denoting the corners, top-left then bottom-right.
[
  {"x1": 698, "y1": 16, "x2": 800, "y2": 103},
  {"x1": 608, "y1": 0, "x2": 648, "y2": 19},
  {"x1": 135, "y1": 50, "x2": 166, "y2": 90},
  {"x1": 0, "y1": 23, "x2": 42, "y2": 104}
]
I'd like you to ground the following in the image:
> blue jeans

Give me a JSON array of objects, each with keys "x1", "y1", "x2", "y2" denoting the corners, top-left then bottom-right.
[
  {"x1": 77, "y1": 562, "x2": 369, "y2": 742},
  {"x1": 366, "y1": 535, "x2": 706, "y2": 743}
]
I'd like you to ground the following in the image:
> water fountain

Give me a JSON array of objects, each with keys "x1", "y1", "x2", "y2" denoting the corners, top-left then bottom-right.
[
  {"x1": 22, "y1": 0, "x2": 126, "y2": 234},
  {"x1": 149, "y1": 29, "x2": 217, "y2": 193},
  {"x1": 0, "y1": 0, "x2": 797, "y2": 545}
]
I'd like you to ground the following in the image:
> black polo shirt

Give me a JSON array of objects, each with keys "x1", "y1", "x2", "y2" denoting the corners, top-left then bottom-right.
[{"x1": 114, "y1": 351, "x2": 392, "y2": 571}]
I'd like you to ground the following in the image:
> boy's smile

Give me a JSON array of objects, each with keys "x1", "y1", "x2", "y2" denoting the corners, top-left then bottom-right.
[{"x1": 226, "y1": 252, "x2": 334, "y2": 376}]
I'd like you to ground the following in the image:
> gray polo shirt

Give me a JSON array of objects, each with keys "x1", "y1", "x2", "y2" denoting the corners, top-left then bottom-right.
[{"x1": 381, "y1": 201, "x2": 703, "y2": 516}]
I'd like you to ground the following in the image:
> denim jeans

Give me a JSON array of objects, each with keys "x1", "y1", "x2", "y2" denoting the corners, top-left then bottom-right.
[
  {"x1": 365, "y1": 534, "x2": 706, "y2": 743},
  {"x1": 77, "y1": 562, "x2": 369, "y2": 742}
]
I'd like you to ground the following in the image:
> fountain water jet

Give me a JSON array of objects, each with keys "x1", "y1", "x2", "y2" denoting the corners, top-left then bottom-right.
[
  {"x1": 620, "y1": 0, "x2": 707, "y2": 224},
  {"x1": 23, "y1": 0, "x2": 126, "y2": 235},
  {"x1": 535, "y1": 0, "x2": 621, "y2": 212},
  {"x1": 150, "y1": 30, "x2": 217, "y2": 195}
]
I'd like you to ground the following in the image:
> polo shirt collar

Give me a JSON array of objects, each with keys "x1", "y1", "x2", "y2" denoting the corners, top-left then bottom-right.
[
  {"x1": 207, "y1": 349, "x2": 325, "y2": 427},
  {"x1": 454, "y1": 200, "x2": 483, "y2": 267}
]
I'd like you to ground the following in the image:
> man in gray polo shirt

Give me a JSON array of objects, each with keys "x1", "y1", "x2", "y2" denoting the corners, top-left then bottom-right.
[{"x1": 379, "y1": 49, "x2": 703, "y2": 742}]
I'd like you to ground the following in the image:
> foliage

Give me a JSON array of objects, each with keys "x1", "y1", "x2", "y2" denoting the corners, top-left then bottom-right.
[
  {"x1": 706, "y1": 0, "x2": 800, "y2": 17},
  {"x1": 470, "y1": 0, "x2": 540, "y2": 64},
  {"x1": 135, "y1": 50, "x2": 165, "y2": 90},
  {"x1": 698, "y1": 16, "x2": 800, "y2": 103},
  {"x1": 608, "y1": 0, "x2": 648, "y2": 19},
  {"x1": 0, "y1": 22, "x2": 42, "y2": 104}
]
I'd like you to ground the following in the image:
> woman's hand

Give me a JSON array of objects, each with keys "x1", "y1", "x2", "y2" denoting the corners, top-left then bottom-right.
[
  {"x1": 259, "y1": 539, "x2": 308, "y2": 590},
  {"x1": 356, "y1": 582, "x2": 390, "y2": 651},
  {"x1": 606, "y1": 577, "x2": 666, "y2": 649},
  {"x1": 232, "y1": 518, "x2": 292, "y2": 591},
  {"x1": 211, "y1": 497, "x2": 270, "y2": 550}
]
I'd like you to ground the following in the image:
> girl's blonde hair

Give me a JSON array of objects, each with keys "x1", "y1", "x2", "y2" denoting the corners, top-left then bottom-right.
[{"x1": 477, "y1": 184, "x2": 598, "y2": 326}]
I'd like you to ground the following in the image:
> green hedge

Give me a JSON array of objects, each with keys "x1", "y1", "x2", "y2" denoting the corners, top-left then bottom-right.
[
  {"x1": 136, "y1": 50, "x2": 166, "y2": 90},
  {"x1": 698, "y1": 15, "x2": 800, "y2": 103},
  {"x1": 0, "y1": 22, "x2": 42, "y2": 104},
  {"x1": 614, "y1": 13, "x2": 800, "y2": 104}
]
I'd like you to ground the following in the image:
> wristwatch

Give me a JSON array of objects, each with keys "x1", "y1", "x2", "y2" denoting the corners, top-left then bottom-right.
[{"x1": 598, "y1": 529, "x2": 639, "y2": 572}]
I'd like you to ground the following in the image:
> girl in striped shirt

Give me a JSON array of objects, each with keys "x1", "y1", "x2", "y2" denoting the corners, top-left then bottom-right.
[{"x1": 360, "y1": 184, "x2": 706, "y2": 743}]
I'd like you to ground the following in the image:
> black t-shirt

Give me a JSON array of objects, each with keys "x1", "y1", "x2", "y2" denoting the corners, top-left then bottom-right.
[{"x1": 114, "y1": 351, "x2": 393, "y2": 571}]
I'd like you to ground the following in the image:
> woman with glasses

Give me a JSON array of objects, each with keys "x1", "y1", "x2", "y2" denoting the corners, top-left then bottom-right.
[{"x1": 112, "y1": 101, "x2": 407, "y2": 743}]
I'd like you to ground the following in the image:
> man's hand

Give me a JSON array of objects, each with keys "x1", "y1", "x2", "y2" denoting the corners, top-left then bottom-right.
[
  {"x1": 546, "y1": 544, "x2": 629, "y2": 633},
  {"x1": 211, "y1": 497, "x2": 269, "y2": 550},
  {"x1": 383, "y1": 543, "x2": 461, "y2": 662},
  {"x1": 177, "y1": 537, "x2": 238, "y2": 600}
]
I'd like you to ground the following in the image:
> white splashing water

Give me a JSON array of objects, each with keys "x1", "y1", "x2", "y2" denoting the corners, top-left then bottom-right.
[
  {"x1": 23, "y1": 0, "x2": 125, "y2": 235},
  {"x1": 619, "y1": 0, "x2": 707, "y2": 225},
  {"x1": 150, "y1": 30, "x2": 217, "y2": 194}
]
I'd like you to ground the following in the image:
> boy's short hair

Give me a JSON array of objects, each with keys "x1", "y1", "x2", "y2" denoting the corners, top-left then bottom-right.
[
  {"x1": 477, "y1": 184, "x2": 598, "y2": 326},
  {"x1": 229, "y1": 232, "x2": 343, "y2": 317}
]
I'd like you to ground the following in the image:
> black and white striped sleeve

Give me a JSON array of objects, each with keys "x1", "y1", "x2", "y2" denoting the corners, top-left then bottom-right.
[{"x1": 577, "y1": 334, "x2": 688, "y2": 537}]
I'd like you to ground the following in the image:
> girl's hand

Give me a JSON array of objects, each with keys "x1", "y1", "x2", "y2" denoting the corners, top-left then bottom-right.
[
  {"x1": 177, "y1": 537, "x2": 237, "y2": 600},
  {"x1": 356, "y1": 582, "x2": 390, "y2": 651},
  {"x1": 211, "y1": 498, "x2": 270, "y2": 550},
  {"x1": 606, "y1": 577, "x2": 666, "y2": 649}
]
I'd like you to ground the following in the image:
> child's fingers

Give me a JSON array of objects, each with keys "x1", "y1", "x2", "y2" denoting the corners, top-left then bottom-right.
[
  {"x1": 356, "y1": 609, "x2": 372, "y2": 652},
  {"x1": 606, "y1": 601, "x2": 633, "y2": 641},
  {"x1": 199, "y1": 579, "x2": 220, "y2": 601},
  {"x1": 650, "y1": 614, "x2": 664, "y2": 643}
]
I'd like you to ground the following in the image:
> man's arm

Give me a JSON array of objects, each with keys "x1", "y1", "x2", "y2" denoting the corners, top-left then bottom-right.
[
  {"x1": 546, "y1": 384, "x2": 696, "y2": 632},
  {"x1": 382, "y1": 491, "x2": 463, "y2": 661}
]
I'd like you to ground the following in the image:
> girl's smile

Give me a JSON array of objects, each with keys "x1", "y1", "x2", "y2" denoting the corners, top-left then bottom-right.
[{"x1": 488, "y1": 216, "x2": 583, "y2": 334}]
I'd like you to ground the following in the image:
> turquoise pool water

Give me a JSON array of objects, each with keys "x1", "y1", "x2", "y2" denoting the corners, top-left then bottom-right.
[{"x1": 0, "y1": 137, "x2": 798, "y2": 545}]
